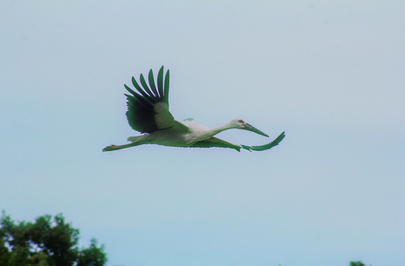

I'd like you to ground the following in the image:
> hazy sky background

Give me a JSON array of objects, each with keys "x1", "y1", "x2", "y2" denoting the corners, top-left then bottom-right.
[{"x1": 1, "y1": 1, "x2": 404, "y2": 265}]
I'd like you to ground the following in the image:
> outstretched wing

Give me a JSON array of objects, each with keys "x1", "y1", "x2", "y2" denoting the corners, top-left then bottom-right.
[
  {"x1": 190, "y1": 131, "x2": 286, "y2": 152},
  {"x1": 189, "y1": 136, "x2": 243, "y2": 151},
  {"x1": 241, "y1": 131, "x2": 285, "y2": 151},
  {"x1": 124, "y1": 66, "x2": 189, "y2": 134}
]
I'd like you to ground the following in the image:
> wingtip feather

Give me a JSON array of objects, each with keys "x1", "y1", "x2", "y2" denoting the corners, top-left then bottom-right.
[{"x1": 164, "y1": 69, "x2": 170, "y2": 105}]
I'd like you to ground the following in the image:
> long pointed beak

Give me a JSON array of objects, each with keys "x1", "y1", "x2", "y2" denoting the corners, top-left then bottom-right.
[{"x1": 244, "y1": 123, "x2": 269, "y2": 137}]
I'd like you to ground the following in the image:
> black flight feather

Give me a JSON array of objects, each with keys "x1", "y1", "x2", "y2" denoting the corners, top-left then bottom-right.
[{"x1": 124, "y1": 66, "x2": 169, "y2": 133}]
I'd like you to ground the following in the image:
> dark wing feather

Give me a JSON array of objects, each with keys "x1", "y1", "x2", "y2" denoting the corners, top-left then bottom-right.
[
  {"x1": 190, "y1": 132, "x2": 286, "y2": 152},
  {"x1": 148, "y1": 70, "x2": 158, "y2": 96},
  {"x1": 157, "y1": 67, "x2": 164, "y2": 95},
  {"x1": 241, "y1": 131, "x2": 285, "y2": 151},
  {"x1": 124, "y1": 66, "x2": 173, "y2": 133},
  {"x1": 140, "y1": 73, "x2": 157, "y2": 97},
  {"x1": 189, "y1": 136, "x2": 242, "y2": 152},
  {"x1": 163, "y1": 70, "x2": 170, "y2": 106},
  {"x1": 134, "y1": 76, "x2": 154, "y2": 99}
]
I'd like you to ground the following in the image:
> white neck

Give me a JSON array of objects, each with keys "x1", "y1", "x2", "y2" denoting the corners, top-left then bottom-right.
[{"x1": 210, "y1": 121, "x2": 236, "y2": 135}]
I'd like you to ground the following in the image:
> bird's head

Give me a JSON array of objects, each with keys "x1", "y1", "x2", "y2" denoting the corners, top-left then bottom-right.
[{"x1": 231, "y1": 119, "x2": 269, "y2": 137}]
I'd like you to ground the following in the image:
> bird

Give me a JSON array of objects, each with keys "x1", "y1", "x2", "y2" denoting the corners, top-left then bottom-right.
[{"x1": 103, "y1": 66, "x2": 285, "y2": 152}]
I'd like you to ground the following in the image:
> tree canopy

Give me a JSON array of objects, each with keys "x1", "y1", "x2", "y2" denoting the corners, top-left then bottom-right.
[
  {"x1": 350, "y1": 261, "x2": 367, "y2": 266},
  {"x1": 0, "y1": 211, "x2": 107, "y2": 266}
]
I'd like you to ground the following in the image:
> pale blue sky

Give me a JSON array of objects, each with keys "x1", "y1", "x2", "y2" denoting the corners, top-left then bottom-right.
[{"x1": 1, "y1": 1, "x2": 404, "y2": 266}]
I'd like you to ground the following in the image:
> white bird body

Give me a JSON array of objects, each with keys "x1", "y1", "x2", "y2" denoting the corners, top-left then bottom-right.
[
  {"x1": 182, "y1": 119, "x2": 232, "y2": 144},
  {"x1": 126, "y1": 119, "x2": 240, "y2": 148},
  {"x1": 103, "y1": 66, "x2": 285, "y2": 152}
]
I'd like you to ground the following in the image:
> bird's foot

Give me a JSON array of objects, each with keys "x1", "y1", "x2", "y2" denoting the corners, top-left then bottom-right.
[{"x1": 102, "y1": 144, "x2": 118, "y2": 152}]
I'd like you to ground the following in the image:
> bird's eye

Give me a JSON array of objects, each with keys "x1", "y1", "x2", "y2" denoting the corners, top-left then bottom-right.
[{"x1": 238, "y1": 119, "x2": 244, "y2": 124}]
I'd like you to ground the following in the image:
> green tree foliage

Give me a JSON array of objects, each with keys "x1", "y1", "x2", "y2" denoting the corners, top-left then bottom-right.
[
  {"x1": 0, "y1": 211, "x2": 107, "y2": 266},
  {"x1": 350, "y1": 261, "x2": 366, "y2": 266}
]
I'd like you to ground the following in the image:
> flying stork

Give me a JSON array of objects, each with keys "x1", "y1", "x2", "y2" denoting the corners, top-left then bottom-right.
[{"x1": 103, "y1": 66, "x2": 285, "y2": 152}]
